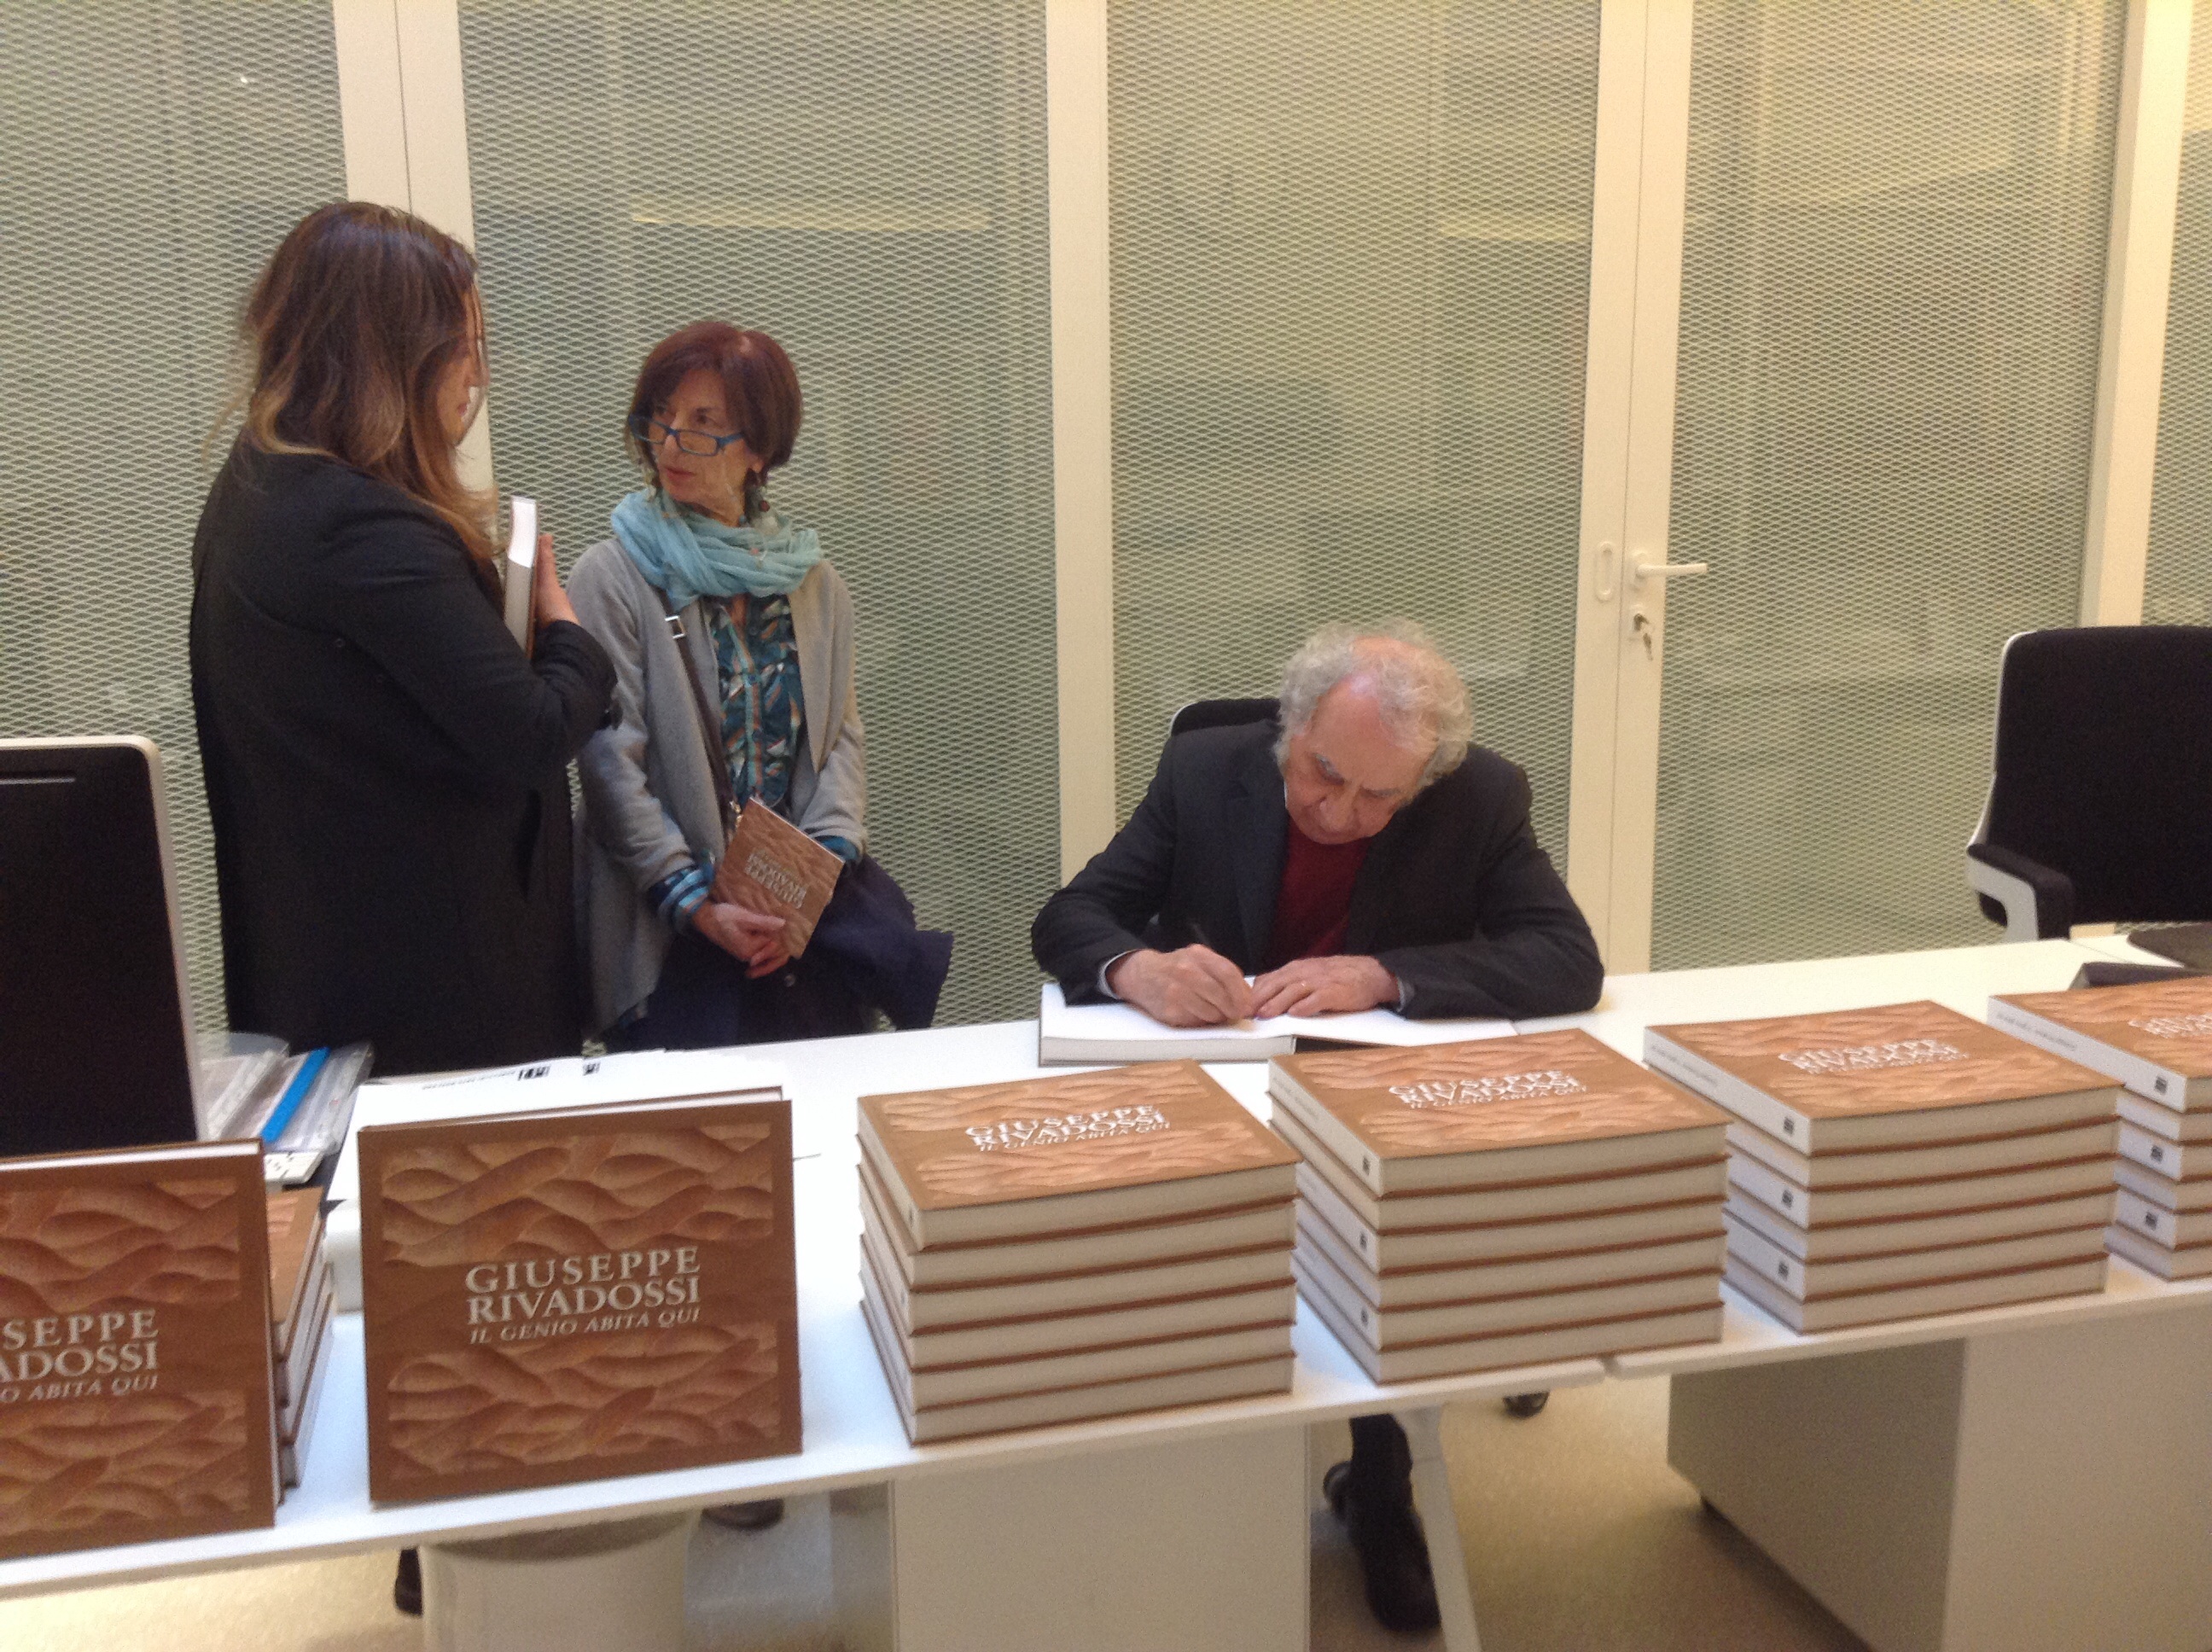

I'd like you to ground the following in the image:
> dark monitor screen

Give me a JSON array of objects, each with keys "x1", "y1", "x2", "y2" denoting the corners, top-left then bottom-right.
[{"x1": 0, "y1": 739, "x2": 201, "y2": 1155}]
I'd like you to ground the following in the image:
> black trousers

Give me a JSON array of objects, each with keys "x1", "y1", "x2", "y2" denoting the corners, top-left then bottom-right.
[
  {"x1": 607, "y1": 928, "x2": 869, "y2": 1051},
  {"x1": 1346, "y1": 1413, "x2": 1412, "y2": 1504}
]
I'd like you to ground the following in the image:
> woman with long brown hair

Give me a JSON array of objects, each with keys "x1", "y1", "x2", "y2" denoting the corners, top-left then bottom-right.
[{"x1": 191, "y1": 201, "x2": 615, "y2": 1079}]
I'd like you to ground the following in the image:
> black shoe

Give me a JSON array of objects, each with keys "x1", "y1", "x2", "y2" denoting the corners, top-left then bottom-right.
[
  {"x1": 1502, "y1": 1390, "x2": 1550, "y2": 1418},
  {"x1": 393, "y1": 1548, "x2": 422, "y2": 1617},
  {"x1": 1322, "y1": 1461, "x2": 1440, "y2": 1634},
  {"x1": 701, "y1": 1498, "x2": 785, "y2": 1532}
]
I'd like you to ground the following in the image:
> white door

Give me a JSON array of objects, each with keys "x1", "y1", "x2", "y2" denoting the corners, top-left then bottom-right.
[{"x1": 1572, "y1": 0, "x2": 2133, "y2": 974}]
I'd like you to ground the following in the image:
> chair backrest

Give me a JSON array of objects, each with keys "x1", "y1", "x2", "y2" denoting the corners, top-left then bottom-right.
[
  {"x1": 1980, "y1": 626, "x2": 2212, "y2": 925},
  {"x1": 1167, "y1": 696, "x2": 1280, "y2": 741}
]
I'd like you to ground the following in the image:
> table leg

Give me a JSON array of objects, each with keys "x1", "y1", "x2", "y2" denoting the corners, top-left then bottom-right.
[
  {"x1": 833, "y1": 1425, "x2": 1309, "y2": 1652},
  {"x1": 1397, "y1": 1406, "x2": 1481, "y2": 1652},
  {"x1": 1669, "y1": 1301, "x2": 2212, "y2": 1652},
  {"x1": 421, "y1": 1511, "x2": 696, "y2": 1652}
]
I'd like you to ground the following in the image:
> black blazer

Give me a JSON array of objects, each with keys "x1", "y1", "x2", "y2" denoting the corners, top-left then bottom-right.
[
  {"x1": 190, "y1": 445, "x2": 615, "y2": 1075},
  {"x1": 1032, "y1": 722, "x2": 1604, "y2": 1021}
]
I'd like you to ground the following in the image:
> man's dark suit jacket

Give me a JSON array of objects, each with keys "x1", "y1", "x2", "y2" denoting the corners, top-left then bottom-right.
[{"x1": 1031, "y1": 721, "x2": 1604, "y2": 1022}]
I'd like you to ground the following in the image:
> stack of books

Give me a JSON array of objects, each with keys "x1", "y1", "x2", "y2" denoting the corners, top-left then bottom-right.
[
  {"x1": 265, "y1": 1188, "x2": 333, "y2": 1493},
  {"x1": 1989, "y1": 979, "x2": 2212, "y2": 1279},
  {"x1": 1268, "y1": 1031, "x2": 1731, "y2": 1382},
  {"x1": 1646, "y1": 1002, "x2": 2120, "y2": 1332},
  {"x1": 857, "y1": 1062, "x2": 1300, "y2": 1443}
]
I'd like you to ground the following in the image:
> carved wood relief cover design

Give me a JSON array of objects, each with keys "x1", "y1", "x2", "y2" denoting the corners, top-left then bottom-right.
[
  {"x1": 383, "y1": 1323, "x2": 783, "y2": 1480},
  {"x1": 0, "y1": 1168, "x2": 272, "y2": 1555},
  {"x1": 2001, "y1": 980, "x2": 2212, "y2": 1074},
  {"x1": 864, "y1": 1065, "x2": 1295, "y2": 1209},
  {"x1": 375, "y1": 1123, "x2": 778, "y2": 1265},
  {"x1": 0, "y1": 1179, "x2": 242, "y2": 1314},
  {"x1": 1278, "y1": 1032, "x2": 1724, "y2": 1156},
  {"x1": 0, "y1": 1393, "x2": 252, "y2": 1544},
  {"x1": 1656, "y1": 1003, "x2": 2108, "y2": 1115},
  {"x1": 362, "y1": 1106, "x2": 800, "y2": 1499}
]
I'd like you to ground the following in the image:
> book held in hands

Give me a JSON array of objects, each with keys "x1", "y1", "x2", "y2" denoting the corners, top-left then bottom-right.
[
  {"x1": 1268, "y1": 1032, "x2": 1731, "y2": 1381},
  {"x1": 356, "y1": 1085, "x2": 799, "y2": 1502},
  {"x1": 502, "y1": 496, "x2": 537, "y2": 650},
  {"x1": 712, "y1": 801, "x2": 842, "y2": 955},
  {"x1": 856, "y1": 1062, "x2": 1298, "y2": 1443},
  {"x1": 0, "y1": 1139, "x2": 277, "y2": 1559},
  {"x1": 1646, "y1": 1002, "x2": 2118, "y2": 1331}
]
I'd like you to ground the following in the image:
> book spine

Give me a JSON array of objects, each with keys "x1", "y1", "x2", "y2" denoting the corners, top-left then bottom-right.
[
  {"x1": 2116, "y1": 1190, "x2": 2212, "y2": 1246},
  {"x1": 2117, "y1": 1124, "x2": 2192, "y2": 1179},
  {"x1": 502, "y1": 497, "x2": 537, "y2": 649},
  {"x1": 1726, "y1": 1154, "x2": 1814, "y2": 1225},
  {"x1": 1266, "y1": 1073, "x2": 1387, "y2": 1197},
  {"x1": 1644, "y1": 1034, "x2": 1814, "y2": 1149},
  {"x1": 856, "y1": 1120, "x2": 930, "y2": 1250}
]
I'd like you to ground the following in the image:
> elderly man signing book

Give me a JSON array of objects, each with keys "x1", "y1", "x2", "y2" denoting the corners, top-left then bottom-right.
[{"x1": 1029, "y1": 620, "x2": 1603, "y2": 1632}]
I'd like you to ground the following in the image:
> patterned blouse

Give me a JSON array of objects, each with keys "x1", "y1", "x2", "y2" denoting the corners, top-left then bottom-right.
[
  {"x1": 644, "y1": 590, "x2": 855, "y2": 934},
  {"x1": 706, "y1": 591, "x2": 803, "y2": 814}
]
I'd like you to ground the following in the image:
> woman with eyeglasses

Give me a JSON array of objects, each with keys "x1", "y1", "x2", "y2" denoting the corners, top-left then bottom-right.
[
  {"x1": 192, "y1": 201, "x2": 615, "y2": 1079},
  {"x1": 568, "y1": 321, "x2": 946, "y2": 1074}
]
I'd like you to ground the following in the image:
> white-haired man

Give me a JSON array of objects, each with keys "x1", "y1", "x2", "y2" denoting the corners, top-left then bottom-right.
[{"x1": 1032, "y1": 621, "x2": 1602, "y2": 1632}]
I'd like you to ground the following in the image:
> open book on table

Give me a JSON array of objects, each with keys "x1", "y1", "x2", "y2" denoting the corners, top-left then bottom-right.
[{"x1": 1036, "y1": 981, "x2": 1513, "y2": 1064}]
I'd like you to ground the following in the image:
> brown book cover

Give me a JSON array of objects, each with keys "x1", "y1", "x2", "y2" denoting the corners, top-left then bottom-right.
[
  {"x1": 859, "y1": 1062, "x2": 1299, "y2": 1248},
  {"x1": 1272, "y1": 1031, "x2": 1726, "y2": 1197},
  {"x1": 265, "y1": 1187, "x2": 323, "y2": 1354},
  {"x1": 0, "y1": 1140, "x2": 276, "y2": 1559},
  {"x1": 357, "y1": 1095, "x2": 800, "y2": 1504},
  {"x1": 1991, "y1": 980, "x2": 2212, "y2": 1108},
  {"x1": 1647, "y1": 1002, "x2": 2115, "y2": 1152},
  {"x1": 709, "y1": 800, "x2": 842, "y2": 955}
]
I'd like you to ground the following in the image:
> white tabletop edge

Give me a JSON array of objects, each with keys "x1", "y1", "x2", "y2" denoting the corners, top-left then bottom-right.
[
  {"x1": 1605, "y1": 1259, "x2": 2212, "y2": 1378},
  {"x1": 0, "y1": 1304, "x2": 1604, "y2": 1603}
]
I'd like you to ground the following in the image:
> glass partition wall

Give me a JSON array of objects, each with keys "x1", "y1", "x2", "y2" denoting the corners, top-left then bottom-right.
[
  {"x1": 2145, "y1": 0, "x2": 2212, "y2": 625},
  {"x1": 1650, "y1": 0, "x2": 2125, "y2": 969},
  {"x1": 0, "y1": 3, "x2": 346, "y2": 1029},
  {"x1": 1, "y1": 1, "x2": 2200, "y2": 1030}
]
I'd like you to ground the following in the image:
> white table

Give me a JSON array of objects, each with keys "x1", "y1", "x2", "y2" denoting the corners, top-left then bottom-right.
[
  {"x1": 3, "y1": 939, "x2": 2208, "y2": 1652},
  {"x1": 1551, "y1": 939, "x2": 2212, "y2": 1652}
]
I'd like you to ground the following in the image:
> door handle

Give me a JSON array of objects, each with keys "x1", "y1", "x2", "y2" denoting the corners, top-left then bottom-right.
[
  {"x1": 1592, "y1": 540, "x2": 1620, "y2": 602},
  {"x1": 1631, "y1": 557, "x2": 1708, "y2": 585}
]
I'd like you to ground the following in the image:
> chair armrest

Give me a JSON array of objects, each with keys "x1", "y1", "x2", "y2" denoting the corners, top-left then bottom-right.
[{"x1": 1966, "y1": 842, "x2": 2075, "y2": 941}]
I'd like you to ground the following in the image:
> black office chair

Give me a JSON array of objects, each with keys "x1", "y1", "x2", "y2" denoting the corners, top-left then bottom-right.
[
  {"x1": 1167, "y1": 696, "x2": 1279, "y2": 739},
  {"x1": 1967, "y1": 626, "x2": 2212, "y2": 939}
]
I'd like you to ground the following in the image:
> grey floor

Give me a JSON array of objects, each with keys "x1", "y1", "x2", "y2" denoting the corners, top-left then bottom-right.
[{"x1": 0, "y1": 1376, "x2": 1865, "y2": 1652}]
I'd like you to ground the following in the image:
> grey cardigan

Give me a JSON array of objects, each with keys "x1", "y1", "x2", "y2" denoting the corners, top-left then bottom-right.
[{"x1": 568, "y1": 537, "x2": 865, "y2": 1034}]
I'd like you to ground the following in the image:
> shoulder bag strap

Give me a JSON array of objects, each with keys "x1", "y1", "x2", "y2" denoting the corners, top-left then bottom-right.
[{"x1": 649, "y1": 585, "x2": 738, "y2": 840}]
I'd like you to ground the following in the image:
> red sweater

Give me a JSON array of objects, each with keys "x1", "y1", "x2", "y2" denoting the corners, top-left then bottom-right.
[{"x1": 1264, "y1": 823, "x2": 1371, "y2": 969}]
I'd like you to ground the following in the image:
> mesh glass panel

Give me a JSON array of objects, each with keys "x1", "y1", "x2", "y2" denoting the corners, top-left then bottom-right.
[
  {"x1": 1106, "y1": 1, "x2": 1598, "y2": 870},
  {"x1": 1650, "y1": 0, "x2": 2121, "y2": 969},
  {"x1": 457, "y1": 0, "x2": 1057, "y2": 1026},
  {"x1": 0, "y1": 4, "x2": 345, "y2": 1031},
  {"x1": 2144, "y1": 0, "x2": 2212, "y2": 625}
]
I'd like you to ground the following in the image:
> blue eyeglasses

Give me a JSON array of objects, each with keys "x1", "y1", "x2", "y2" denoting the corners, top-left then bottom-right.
[{"x1": 626, "y1": 413, "x2": 746, "y2": 458}]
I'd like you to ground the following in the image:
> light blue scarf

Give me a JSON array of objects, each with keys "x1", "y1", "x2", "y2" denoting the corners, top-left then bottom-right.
[{"x1": 609, "y1": 487, "x2": 824, "y2": 609}]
